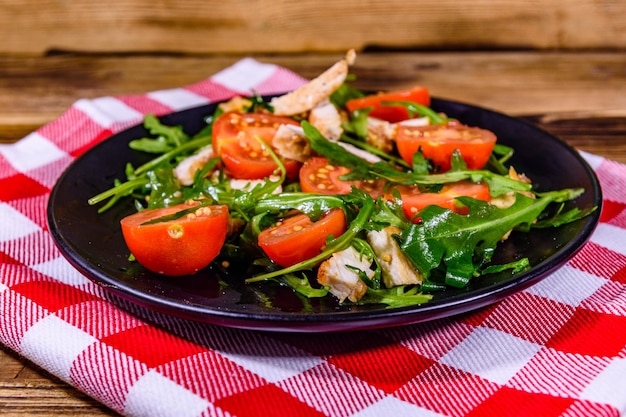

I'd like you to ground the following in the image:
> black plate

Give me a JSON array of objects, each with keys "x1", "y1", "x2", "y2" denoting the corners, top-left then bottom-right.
[{"x1": 47, "y1": 97, "x2": 602, "y2": 332}]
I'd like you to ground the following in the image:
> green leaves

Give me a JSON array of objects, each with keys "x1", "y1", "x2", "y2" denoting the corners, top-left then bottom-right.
[{"x1": 398, "y1": 190, "x2": 584, "y2": 288}]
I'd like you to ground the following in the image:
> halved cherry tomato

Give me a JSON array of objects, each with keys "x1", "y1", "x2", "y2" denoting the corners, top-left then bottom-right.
[
  {"x1": 212, "y1": 111, "x2": 301, "y2": 179},
  {"x1": 345, "y1": 86, "x2": 431, "y2": 123},
  {"x1": 396, "y1": 122, "x2": 497, "y2": 172},
  {"x1": 258, "y1": 208, "x2": 347, "y2": 267},
  {"x1": 299, "y1": 157, "x2": 385, "y2": 197},
  {"x1": 120, "y1": 202, "x2": 228, "y2": 276},
  {"x1": 387, "y1": 181, "x2": 491, "y2": 221}
]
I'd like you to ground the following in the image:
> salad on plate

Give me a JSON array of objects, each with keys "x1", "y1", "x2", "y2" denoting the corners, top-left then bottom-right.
[{"x1": 89, "y1": 50, "x2": 595, "y2": 309}]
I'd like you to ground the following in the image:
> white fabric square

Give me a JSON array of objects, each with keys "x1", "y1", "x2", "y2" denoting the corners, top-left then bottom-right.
[
  {"x1": 590, "y1": 223, "x2": 626, "y2": 256},
  {"x1": 581, "y1": 151, "x2": 605, "y2": 171},
  {"x1": 31, "y1": 256, "x2": 92, "y2": 286},
  {"x1": 525, "y1": 265, "x2": 606, "y2": 306},
  {"x1": 0, "y1": 132, "x2": 67, "y2": 173},
  {"x1": 147, "y1": 88, "x2": 209, "y2": 111},
  {"x1": 580, "y1": 357, "x2": 626, "y2": 411},
  {"x1": 0, "y1": 202, "x2": 41, "y2": 242},
  {"x1": 354, "y1": 396, "x2": 444, "y2": 417},
  {"x1": 216, "y1": 336, "x2": 323, "y2": 383},
  {"x1": 439, "y1": 327, "x2": 542, "y2": 385},
  {"x1": 211, "y1": 57, "x2": 277, "y2": 93},
  {"x1": 123, "y1": 370, "x2": 211, "y2": 417},
  {"x1": 19, "y1": 315, "x2": 97, "y2": 382}
]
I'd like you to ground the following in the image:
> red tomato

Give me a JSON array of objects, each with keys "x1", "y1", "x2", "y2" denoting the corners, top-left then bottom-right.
[
  {"x1": 396, "y1": 122, "x2": 497, "y2": 172},
  {"x1": 258, "y1": 208, "x2": 347, "y2": 267},
  {"x1": 388, "y1": 181, "x2": 491, "y2": 221},
  {"x1": 299, "y1": 157, "x2": 385, "y2": 197},
  {"x1": 212, "y1": 111, "x2": 301, "y2": 179},
  {"x1": 120, "y1": 202, "x2": 229, "y2": 276},
  {"x1": 345, "y1": 86, "x2": 431, "y2": 123}
]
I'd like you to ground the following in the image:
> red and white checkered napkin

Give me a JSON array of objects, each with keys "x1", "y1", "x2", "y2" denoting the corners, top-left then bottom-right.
[{"x1": 1, "y1": 58, "x2": 625, "y2": 417}]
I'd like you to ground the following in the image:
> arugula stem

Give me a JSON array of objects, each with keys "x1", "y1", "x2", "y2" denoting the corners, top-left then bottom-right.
[
  {"x1": 134, "y1": 136, "x2": 212, "y2": 176},
  {"x1": 88, "y1": 177, "x2": 149, "y2": 206}
]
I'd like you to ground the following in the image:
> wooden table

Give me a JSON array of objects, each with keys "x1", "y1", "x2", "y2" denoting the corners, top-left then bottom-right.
[{"x1": 1, "y1": 51, "x2": 625, "y2": 416}]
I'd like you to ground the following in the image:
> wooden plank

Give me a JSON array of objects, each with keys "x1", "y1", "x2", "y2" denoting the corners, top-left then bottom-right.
[
  {"x1": 1, "y1": 52, "x2": 625, "y2": 144},
  {"x1": 0, "y1": 0, "x2": 625, "y2": 55},
  {"x1": 0, "y1": 347, "x2": 118, "y2": 416}
]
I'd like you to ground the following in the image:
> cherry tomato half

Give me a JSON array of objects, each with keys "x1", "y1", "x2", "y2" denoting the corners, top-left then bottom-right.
[
  {"x1": 258, "y1": 208, "x2": 347, "y2": 267},
  {"x1": 212, "y1": 111, "x2": 301, "y2": 179},
  {"x1": 345, "y1": 86, "x2": 431, "y2": 123},
  {"x1": 396, "y1": 122, "x2": 497, "y2": 172},
  {"x1": 299, "y1": 157, "x2": 385, "y2": 197},
  {"x1": 120, "y1": 203, "x2": 229, "y2": 276},
  {"x1": 388, "y1": 181, "x2": 491, "y2": 221}
]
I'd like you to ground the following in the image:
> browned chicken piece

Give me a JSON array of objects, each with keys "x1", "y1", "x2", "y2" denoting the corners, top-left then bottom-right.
[
  {"x1": 365, "y1": 116, "x2": 430, "y2": 154},
  {"x1": 366, "y1": 226, "x2": 425, "y2": 288},
  {"x1": 309, "y1": 100, "x2": 343, "y2": 141},
  {"x1": 272, "y1": 124, "x2": 311, "y2": 162},
  {"x1": 217, "y1": 96, "x2": 255, "y2": 113},
  {"x1": 317, "y1": 246, "x2": 372, "y2": 303},
  {"x1": 173, "y1": 145, "x2": 215, "y2": 186},
  {"x1": 270, "y1": 50, "x2": 356, "y2": 116}
]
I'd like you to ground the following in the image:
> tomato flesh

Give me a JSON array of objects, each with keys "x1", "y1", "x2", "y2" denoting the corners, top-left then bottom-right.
[
  {"x1": 388, "y1": 181, "x2": 491, "y2": 221},
  {"x1": 120, "y1": 203, "x2": 229, "y2": 276},
  {"x1": 258, "y1": 208, "x2": 347, "y2": 267},
  {"x1": 396, "y1": 122, "x2": 497, "y2": 172},
  {"x1": 212, "y1": 111, "x2": 301, "y2": 179},
  {"x1": 345, "y1": 86, "x2": 431, "y2": 123},
  {"x1": 299, "y1": 157, "x2": 385, "y2": 198}
]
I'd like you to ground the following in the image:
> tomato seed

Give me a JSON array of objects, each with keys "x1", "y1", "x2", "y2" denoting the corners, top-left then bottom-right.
[
  {"x1": 292, "y1": 225, "x2": 303, "y2": 231},
  {"x1": 167, "y1": 224, "x2": 184, "y2": 239}
]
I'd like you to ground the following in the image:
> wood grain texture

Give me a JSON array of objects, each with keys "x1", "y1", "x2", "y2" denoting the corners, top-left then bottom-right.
[
  {"x1": 0, "y1": 346, "x2": 118, "y2": 416},
  {"x1": 1, "y1": 0, "x2": 625, "y2": 55},
  {"x1": 1, "y1": 51, "x2": 625, "y2": 144}
]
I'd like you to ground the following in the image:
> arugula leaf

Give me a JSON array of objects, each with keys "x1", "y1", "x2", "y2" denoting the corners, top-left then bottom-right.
[
  {"x1": 129, "y1": 114, "x2": 189, "y2": 153},
  {"x1": 357, "y1": 286, "x2": 433, "y2": 308},
  {"x1": 277, "y1": 273, "x2": 329, "y2": 298},
  {"x1": 399, "y1": 189, "x2": 584, "y2": 288},
  {"x1": 302, "y1": 121, "x2": 531, "y2": 197},
  {"x1": 255, "y1": 193, "x2": 347, "y2": 219}
]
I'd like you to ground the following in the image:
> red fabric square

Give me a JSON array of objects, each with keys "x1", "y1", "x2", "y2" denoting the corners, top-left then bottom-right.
[
  {"x1": 569, "y1": 242, "x2": 626, "y2": 282},
  {"x1": 466, "y1": 386, "x2": 574, "y2": 417},
  {"x1": 12, "y1": 279, "x2": 99, "y2": 312},
  {"x1": 546, "y1": 308, "x2": 626, "y2": 356},
  {"x1": 599, "y1": 199, "x2": 626, "y2": 223},
  {"x1": 214, "y1": 383, "x2": 325, "y2": 417},
  {"x1": 70, "y1": 129, "x2": 113, "y2": 158},
  {"x1": 186, "y1": 80, "x2": 239, "y2": 101},
  {"x1": 327, "y1": 337, "x2": 435, "y2": 393},
  {"x1": 118, "y1": 95, "x2": 173, "y2": 117},
  {"x1": 480, "y1": 292, "x2": 574, "y2": 344},
  {"x1": 0, "y1": 250, "x2": 21, "y2": 266},
  {"x1": 394, "y1": 362, "x2": 499, "y2": 416},
  {"x1": 100, "y1": 325, "x2": 209, "y2": 368},
  {"x1": 0, "y1": 173, "x2": 49, "y2": 201}
]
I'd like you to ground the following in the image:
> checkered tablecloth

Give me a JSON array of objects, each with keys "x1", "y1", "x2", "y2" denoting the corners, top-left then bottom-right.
[{"x1": 1, "y1": 58, "x2": 625, "y2": 417}]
